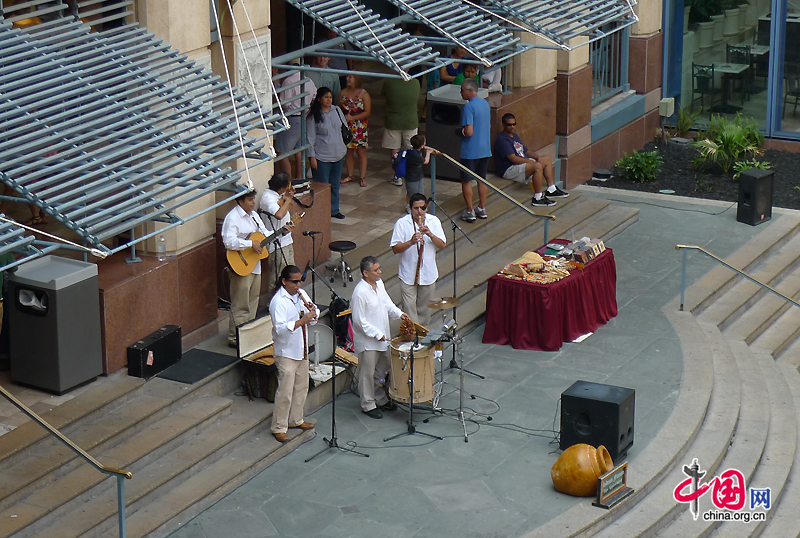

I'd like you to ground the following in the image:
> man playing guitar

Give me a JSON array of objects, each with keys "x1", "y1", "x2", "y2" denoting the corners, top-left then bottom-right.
[
  {"x1": 221, "y1": 188, "x2": 270, "y2": 348},
  {"x1": 260, "y1": 172, "x2": 297, "y2": 297}
]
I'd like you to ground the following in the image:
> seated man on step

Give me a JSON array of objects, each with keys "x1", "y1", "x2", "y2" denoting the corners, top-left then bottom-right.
[{"x1": 493, "y1": 113, "x2": 568, "y2": 207}]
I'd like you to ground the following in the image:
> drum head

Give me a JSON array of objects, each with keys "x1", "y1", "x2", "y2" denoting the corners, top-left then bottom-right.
[{"x1": 308, "y1": 324, "x2": 335, "y2": 362}]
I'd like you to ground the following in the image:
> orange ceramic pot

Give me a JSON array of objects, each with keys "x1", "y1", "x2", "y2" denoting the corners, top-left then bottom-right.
[{"x1": 550, "y1": 444, "x2": 614, "y2": 497}]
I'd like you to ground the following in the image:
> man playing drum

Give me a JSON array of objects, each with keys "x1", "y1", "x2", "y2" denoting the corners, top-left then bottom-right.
[{"x1": 351, "y1": 256, "x2": 411, "y2": 419}]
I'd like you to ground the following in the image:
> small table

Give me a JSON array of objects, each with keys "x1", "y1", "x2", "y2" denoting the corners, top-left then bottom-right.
[
  {"x1": 712, "y1": 63, "x2": 749, "y2": 114},
  {"x1": 482, "y1": 249, "x2": 618, "y2": 351}
]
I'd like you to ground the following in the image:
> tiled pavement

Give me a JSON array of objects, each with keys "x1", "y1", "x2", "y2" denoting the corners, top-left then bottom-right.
[{"x1": 164, "y1": 189, "x2": 779, "y2": 538}]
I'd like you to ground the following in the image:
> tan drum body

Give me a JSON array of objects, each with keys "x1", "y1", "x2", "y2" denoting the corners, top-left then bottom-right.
[{"x1": 389, "y1": 337, "x2": 434, "y2": 403}]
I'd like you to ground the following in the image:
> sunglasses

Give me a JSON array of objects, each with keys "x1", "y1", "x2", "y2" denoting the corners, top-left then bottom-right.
[
  {"x1": 286, "y1": 279, "x2": 302, "y2": 284},
  {"x1": 412, "y1": 205, "x2": 428, "y2": 210},
  {"x1": 504, "y1": 122, "x2": 517, "y2": 126}
]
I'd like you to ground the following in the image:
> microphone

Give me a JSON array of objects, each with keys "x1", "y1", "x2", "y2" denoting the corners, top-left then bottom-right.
[
  {"x1": 301, "y1": 260, "x2": 312, "y2": 282},
  {"x1": 302, "y1": 230, "x2": 322, "y2": 236}
]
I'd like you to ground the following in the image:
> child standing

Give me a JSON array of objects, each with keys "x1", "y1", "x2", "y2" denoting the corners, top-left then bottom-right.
[{"x1": 403, "y1": 134, "x2": 436, "y2": 212}]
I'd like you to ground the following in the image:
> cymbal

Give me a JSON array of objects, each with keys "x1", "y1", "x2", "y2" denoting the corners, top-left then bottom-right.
[{"x1": 427, "y1": 297, "x2": 460, "y2": 310}]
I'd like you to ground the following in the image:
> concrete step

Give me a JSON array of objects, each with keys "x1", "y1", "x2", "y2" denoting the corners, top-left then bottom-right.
[
  {"x1": 103, "y1": 429, "x2": 314, "y2": 538},
  {"x1": 654, "y1": 339, "x2": 770, "y2": 538},
  {"x1": 683, "y1": 213, "x2": 800, "y2": 316},
  {"x1": 0, "y1": 396, "x2": 233, "y2": 538},
  {"x1": 710, "y1": 352, "x2": 797, "y2": 538},
  {"x1": 753, "y1": 361, "x2": 800, "y2": 538},
  {"x1": 588, "y1": 321, "x2": 742, "y2": 538},
  {"x1": 520, "y1": 306, "x2": 714, "y2": 538},
  {"x1": 697, "y1": 230, "x2": 800, "y2": 333},
  {"x1": 0, "y1": 373, "x2": 144, "y2": 473},
  {"x1": 749, "y1": 302, "x2": 800, "y2": 360}
]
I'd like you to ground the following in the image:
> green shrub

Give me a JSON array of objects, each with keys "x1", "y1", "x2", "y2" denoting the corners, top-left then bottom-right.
[
  {"x1": 615, "y1": 150, "x2": 663, "y2": 183},
  {"x1": 692, "y1": 113, "x2": 764, "y2": 174},
  {"x1": 674, "y1": 106, "x2": 702, "y2": 137},
  {"x1": 733, "y1": 159, "x2": 772, "y2": 179}
]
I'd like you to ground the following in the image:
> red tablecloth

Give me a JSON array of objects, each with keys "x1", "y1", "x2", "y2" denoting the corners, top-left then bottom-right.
[{"x1": 482, "y1": 249, "x2": 618, "y2": 351}]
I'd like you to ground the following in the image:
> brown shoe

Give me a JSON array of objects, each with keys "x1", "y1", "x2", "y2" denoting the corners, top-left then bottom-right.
[
  {"x1": 293, "y1": 422, "x2": 315, "y2": 430},
  {"x1": 273, "y1": 432, "x2": 290, "y2": 443}
]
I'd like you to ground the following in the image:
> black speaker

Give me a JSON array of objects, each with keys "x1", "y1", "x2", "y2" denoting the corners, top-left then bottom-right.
[
  {"x1": 737, "y1": 168, "x2": 774, "y2": 226},
  {"x1": 560, "y1": 380, "x2": 635, "y2": 462},
  {"x1": 127, "y1": 325, "x2": 182, "y2": 379}
]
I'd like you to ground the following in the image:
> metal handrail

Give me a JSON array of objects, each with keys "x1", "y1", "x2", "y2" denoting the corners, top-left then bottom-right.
[
  {"x1": 429, "y1": 150, "x2": 556, "y2": 244},
  {"x1": 676, "y1": 244, "x2": 800, "y2": 312},
  {"x1": 0, "y1": 384, "x2": 132, "y2": 538}
]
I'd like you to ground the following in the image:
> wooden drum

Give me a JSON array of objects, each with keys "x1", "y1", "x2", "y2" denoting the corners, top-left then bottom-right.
[{"x1": 388, "y1": 337, "x2": 434, "y2": 404}]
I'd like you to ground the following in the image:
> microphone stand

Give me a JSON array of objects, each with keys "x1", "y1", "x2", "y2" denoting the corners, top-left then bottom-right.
[
  {"x1": 426, "y1": 197, "x2": 483, "y2": 380},
  {"x1": 303, "y1": 264, "x2": 368, "y2": 462}
]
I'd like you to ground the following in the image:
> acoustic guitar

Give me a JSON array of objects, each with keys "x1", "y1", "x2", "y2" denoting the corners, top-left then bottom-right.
[{"x1": 226, "y1": 212, "x2": 305, "y2": 276}]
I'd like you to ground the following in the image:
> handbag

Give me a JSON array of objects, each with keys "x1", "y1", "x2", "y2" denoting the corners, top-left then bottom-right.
[{"x1": 336, "y1": 107, "x2": 354, "y2": 145}]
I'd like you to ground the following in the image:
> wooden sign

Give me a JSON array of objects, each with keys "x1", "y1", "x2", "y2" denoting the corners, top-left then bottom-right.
[{"x1": 593, "y1": 462, "x2": 634, "y2": 509}]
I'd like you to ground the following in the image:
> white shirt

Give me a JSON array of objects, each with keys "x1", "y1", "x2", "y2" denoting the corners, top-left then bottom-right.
[
  {"x1": 259, "y1": 189, "x2": 293, "y2": 251},
  {"x1": 351, "y1": 278, "x2": 403, "y2": 353},
  {"x1": 221, "y1": 204, "x2": 270, "y2": 275},
  {"x1": 279, "y1": 69, "x2": 317, "y2": 115},
  {"x1": 390, "y1": 213, "x2": 446, "y2": 286},
  {"x1": 269, "y1": 287, "x2": 319, "y2": 361}
]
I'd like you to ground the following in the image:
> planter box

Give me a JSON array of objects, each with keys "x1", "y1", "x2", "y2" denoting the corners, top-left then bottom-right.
[{"x1": 724, "y1": 8, "x2": 741, "y2": 36}]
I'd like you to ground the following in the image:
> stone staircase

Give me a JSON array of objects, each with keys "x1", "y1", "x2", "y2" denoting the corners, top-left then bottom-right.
[
  {"x1": 519, "y1": 211, "x2": 800, "y2": 538},
  {"x1": 0, "y1": 353, "x2": 339, "y2": 538},
  {"x1": 336, "y1": 180, "x2": 640, "y2": 334}
]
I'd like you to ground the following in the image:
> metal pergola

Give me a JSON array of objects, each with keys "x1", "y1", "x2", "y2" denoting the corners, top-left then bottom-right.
[
  {"x1": 482, "y1": 0, "x2": 638, "y2": 50},
  {"x1": 0, "y1": 1, "x2": 284, "y2": 270}
]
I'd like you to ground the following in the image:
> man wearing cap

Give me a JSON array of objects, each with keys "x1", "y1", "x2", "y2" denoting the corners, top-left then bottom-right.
[{"x1": 221, "y1": 189, "x2": 270, "y2": 348}]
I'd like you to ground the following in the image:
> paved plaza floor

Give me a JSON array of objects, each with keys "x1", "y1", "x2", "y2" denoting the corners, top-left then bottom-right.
[{"x1": 166, "y1": 188, "x2": 780, "y2": 538}]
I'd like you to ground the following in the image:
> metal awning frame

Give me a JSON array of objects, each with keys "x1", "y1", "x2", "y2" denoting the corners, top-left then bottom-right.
[{"x1": 473, "y1": 0, "x2": 638, "y2": 51}]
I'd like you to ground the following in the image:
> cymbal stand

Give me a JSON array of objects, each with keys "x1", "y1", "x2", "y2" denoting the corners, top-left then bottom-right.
[
  {"x1": 426, "y1": 198, "x2": 483, "y2": 380},
  {"x1": 384, "y1": 335, "x2": 442, "y2": 443},
  {"x1": 453, "y1": 334, "x2": 469, "y2": 442}
]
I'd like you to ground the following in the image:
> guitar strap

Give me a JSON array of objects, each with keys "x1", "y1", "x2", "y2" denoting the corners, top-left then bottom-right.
[{"x1": 292, "y1": 190, "x2": 315, "y2": 209}]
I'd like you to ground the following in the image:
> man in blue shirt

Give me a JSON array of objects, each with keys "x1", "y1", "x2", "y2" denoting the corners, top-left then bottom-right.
[
  {"x1": 458, "y1": 79, "x2": 491, "y2": 222},
  {"x1": 494, "y1": 113, "x2": 568, "y2": 206}
]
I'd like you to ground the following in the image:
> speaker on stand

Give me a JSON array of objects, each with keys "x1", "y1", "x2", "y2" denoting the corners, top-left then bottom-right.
[
  {"x1": 737, "y1": 168, "x2": 774, "y2": 226},
  {"x1": 559, "y1": 380, "x2": 635, "y2": 462}
]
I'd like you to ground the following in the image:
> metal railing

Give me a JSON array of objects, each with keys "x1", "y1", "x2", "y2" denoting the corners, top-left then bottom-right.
[
  {"x1": 430, "y1": 151, "x2": 556, "y2": 244},
  {"x1": 590, "y1": 25, "x2": 630, "y2": 104},
  {"x1": 676, "y1": 244, "x2": 800, "y2": 312},
  {"x1": 0, "y1": 385, "x2": 132, "y2": 538}
]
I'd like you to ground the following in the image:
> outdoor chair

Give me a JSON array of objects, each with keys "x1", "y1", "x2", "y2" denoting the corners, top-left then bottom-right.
[
  {"x1": 726, "y1": 44, "x2": 751, "y2": 104},
  {"x1": 783, "y1": 73, "x2": 800, "y2": 118},
  {"x1": 692, "y1": 63, "x2": 719, "y2": 118}
]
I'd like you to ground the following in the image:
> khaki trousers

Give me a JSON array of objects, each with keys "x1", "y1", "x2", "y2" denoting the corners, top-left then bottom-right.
[
  {"x1": 359, "y1": 349, "x2": 391, "y2": 412},
  {"x1": 399, "y1": 281, "x2": 436, "y2": 328},
  {"x1": 229, "y1": 271, "x2": 261, "y2": 344},
  {"x1": 271, "y1": 355, "x2": 309, "y2": 433}
]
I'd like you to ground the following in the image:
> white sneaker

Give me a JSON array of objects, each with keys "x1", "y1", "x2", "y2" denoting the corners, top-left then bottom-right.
[
  {"x1": 391, "y1": 175, "x2": 403, "y2": 186},
  {"x1": 460, "y1": 209, "x2": 476, "y2": 222},
  {"x1": 474, "y1": 206, "x2": 488, "y2": 219}
]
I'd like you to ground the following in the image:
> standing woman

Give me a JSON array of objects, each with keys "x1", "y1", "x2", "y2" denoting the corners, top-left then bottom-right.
[
  {"x1": 307, "y1": 86, "x2": 347, "y2": 219},
  {"x1": 338, "y1": 74, "x2": 371, "y2": 188}
]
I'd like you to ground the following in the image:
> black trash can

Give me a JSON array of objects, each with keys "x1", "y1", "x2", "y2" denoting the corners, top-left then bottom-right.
[{"x1": 10, "y1": 256, "x2": 102, "y2": 394}]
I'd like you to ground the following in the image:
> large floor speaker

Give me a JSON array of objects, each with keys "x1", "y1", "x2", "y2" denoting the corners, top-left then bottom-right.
[
  {"x1": 737, "y1": 168, "x2": 774, "y2": 226},
  {"x1": 127, "y1": 325, "x2": 182, "y2": 379},
  {"x1": 560, "y1": 380, "x2": 635, "y2": 462}
]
